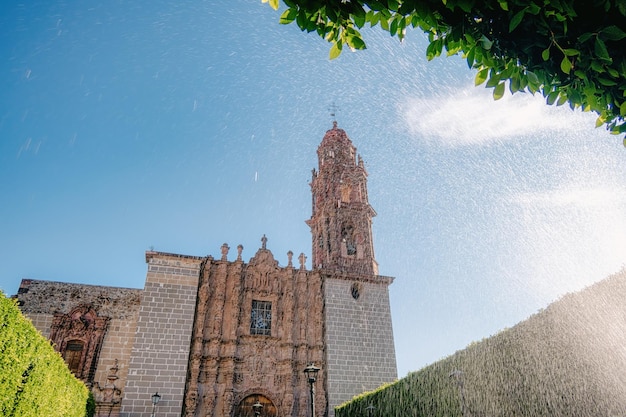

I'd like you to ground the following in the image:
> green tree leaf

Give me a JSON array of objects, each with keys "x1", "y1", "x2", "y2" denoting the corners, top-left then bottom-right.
[
  {"x1": 546, "y1": 90, "x2": 560, "y2": 105},
  {"x1": 475, "y1": 68, "x2": 489, "y2": 86},
  {"x1": 578, "y1": 32, "x2": 594, "y2": 43},
  {"x1": 594, "y1": 37, "x2": 610, "y2": 61},
  {"x1": 279, "y1": 8, "x2": 298, "y2": 24},
  {"x1": 347, "y1": 34, "x2": 366, "y2": 50},
  {"x1": 262, "y1": 0, "x2": 279, "y2": 11},
  {"x1": 353, "y1": 13, "x2": 366, "y2": 28},
  {"x1": 598, "y1": 78, "x2": 618, "y2": 86},
  {"x1": 560, "y1": 56, "x2": 572, "y2": 74},
  {"x1": 509, "y1": 8, "x2": 527, "y2": 32},
  {"x1": 601, "y1": 25, "x2": 626, "y2": 41},
  {"x1": 465, "y1": 46, "x2": 476, "y2": 68},
  {"x1": 480, "y1": 35, "x2": 493, "y2": 50},
  {"x1": 486, "y1": 72, "x2": 501, "y2": 88},
  {"x1": 379, "y1": 15, "x2": 390, "y2": 31},
  {"x1": 493, "y1": 82, "x2": 505, "y2": 100},
  {"x1": 329, "y1": 41, "x2": 342, "y2": 59}
]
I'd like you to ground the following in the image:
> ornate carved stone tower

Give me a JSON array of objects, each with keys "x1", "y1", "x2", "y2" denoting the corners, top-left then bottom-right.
[
  {"x1": 306, "y1": 121, "x2": 378, "y2": 276},
  {"x1": 309, "y1": 122, "x2": 397, "y2": 417}
]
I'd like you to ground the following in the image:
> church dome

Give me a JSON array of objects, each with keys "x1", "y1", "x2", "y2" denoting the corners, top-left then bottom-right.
[{"x1": 320, "y1": 121, "x2": 353, "y2": 149}]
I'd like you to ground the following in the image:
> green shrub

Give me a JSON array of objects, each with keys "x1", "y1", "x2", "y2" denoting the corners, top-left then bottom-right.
[
  {"x1": 336, "y1": 270, "x2": 626, "y2": 417},
  {"x1": 86, "y1": 391, "x2": 96, "y2": 417},
  {"x1": 0, "y1": 292, "x2": 89, "y2": 417}
]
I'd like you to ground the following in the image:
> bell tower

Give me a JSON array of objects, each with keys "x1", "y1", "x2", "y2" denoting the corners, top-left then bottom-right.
[{"x1": 306, "y1": 121, "x2": 378, "y2": 275}]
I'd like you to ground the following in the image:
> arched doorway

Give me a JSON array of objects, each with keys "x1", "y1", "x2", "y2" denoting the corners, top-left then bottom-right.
[{"x1": 233, "y1": 394, "x2": 277, "y2": 417}]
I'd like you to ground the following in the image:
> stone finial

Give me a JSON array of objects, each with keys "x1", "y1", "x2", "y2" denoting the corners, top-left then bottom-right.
[
  {"x1": 220, "y1": 243, "x2": 230, "y2": 261},
  {"x1": 261, "y1": 234, "x2": 268, "y2": 250},
  {"x1": 287, "y1": 251, "x2": 293, "y2": 267},
  {"x1": 298, "y1": 253, "x2": 307, "y2": 270},
  {"x1": 237, "y1": 244, "x2": 243, "y2": 261}
]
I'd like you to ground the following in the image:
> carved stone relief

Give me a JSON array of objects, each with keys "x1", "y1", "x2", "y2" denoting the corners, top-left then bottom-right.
[
  {"x1": 184, "y1": 246, "x2": 326, "y2": 417},
  {"x1": 50, "y1": 304, "x2": 109, "y2": 384}
]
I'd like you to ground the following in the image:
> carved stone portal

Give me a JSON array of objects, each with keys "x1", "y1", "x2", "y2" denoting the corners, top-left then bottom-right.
[
  {"x1": 50, "y1": 304, "x2": 109, "y2": 384},
  {"x1": 184, "y1": 246, "x2": 326, "y2": 417}
]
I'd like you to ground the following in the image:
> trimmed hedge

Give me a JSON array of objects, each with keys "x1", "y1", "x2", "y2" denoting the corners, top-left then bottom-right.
[
  {"x1": 337, "y1": 270, "x2": 626, "y2": 417},
  {"x1": 0, "y1": 292, "x2": 89, "y2": 417}
]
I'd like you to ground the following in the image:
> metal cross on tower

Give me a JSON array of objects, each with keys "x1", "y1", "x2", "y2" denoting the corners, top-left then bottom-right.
[{"x1": 328, "y1": 102, "x2": 339, "y2": 122}]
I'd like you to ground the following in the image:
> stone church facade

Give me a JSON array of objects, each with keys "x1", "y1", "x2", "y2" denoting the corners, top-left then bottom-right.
[{"x1": 15, "y1": 123, "x2": 397, "y2": 417}]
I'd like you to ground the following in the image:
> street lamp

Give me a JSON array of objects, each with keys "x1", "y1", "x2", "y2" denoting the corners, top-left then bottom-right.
[
  {"x1": 303, "y1": 363, "x2": 320, "y2": 417},
  {"x1": 150, "y1": 392, "x2": 161, "y2": 417},
  {"x1": 252, "y1": 399, "x2": 263, "y2": 417},
  {"x1": 366, "y1": 404, "x2": 375, "y2": 417}
]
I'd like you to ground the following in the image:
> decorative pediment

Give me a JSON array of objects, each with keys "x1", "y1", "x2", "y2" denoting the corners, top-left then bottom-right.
[
  {"x1": 248, "y1": 249, "x2": 278, "y2": 269},
  {"x1": 246, "y1": 249, "x2": 279, "y2": 293},
  {"x1": 248, "y1": 235, "x2": 279, "y2": 268}
]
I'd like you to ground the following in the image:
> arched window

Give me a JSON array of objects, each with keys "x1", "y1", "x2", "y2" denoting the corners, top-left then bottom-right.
[
  {"x1": 351, "y1": 282, "x2": 362, "y2": 300},
  {"x1": 342, "y1": 224, "x2": 356, "y2": 255}
]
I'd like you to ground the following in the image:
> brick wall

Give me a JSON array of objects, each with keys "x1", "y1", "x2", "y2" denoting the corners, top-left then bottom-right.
[
  {"x1": 324, "y1": 275, "x2": 397, "y2": 417},
  {"x1": 120, "y1": 252, "x2": 202, "y2": 417},
  {"x1": 23, "y1": 312, "x2": 54, "y2": 338},
  {"x1": 93, "y1": 316, "x2": 139, "y2": 417}
]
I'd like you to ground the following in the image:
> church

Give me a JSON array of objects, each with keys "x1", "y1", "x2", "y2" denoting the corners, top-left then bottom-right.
[{"x1": 14, "y1": 122, "x2": 398, "y2": 417}]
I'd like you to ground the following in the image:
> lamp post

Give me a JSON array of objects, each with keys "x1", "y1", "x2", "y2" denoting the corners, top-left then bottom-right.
[
  {"x1": 303, "y1": 363, "x2": 320, "y2": 417},
  {"x1": 150, "y1": 392, "x2": 161, "y2": 417},
  {"x1": 252, "y1": 399, "x2": 263, "y2": 417},
  {"x1": 366, "y1": 404, "x2": 375, "y2": 417}
]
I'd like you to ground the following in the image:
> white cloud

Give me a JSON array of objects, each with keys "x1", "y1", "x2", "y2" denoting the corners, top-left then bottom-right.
[
  {"x1": 505, "y1": 184, "x2": 626, "y2": 301},
  {"x1": 511, "y1": 186, "x2": 626, "y2": 208},
  {"x1": 401, "y1": 84, "x2": 599, "y2": 146}
]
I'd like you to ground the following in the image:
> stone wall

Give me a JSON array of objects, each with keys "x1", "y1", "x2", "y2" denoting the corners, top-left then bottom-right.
[
  {"x1": 120, "y1": 251, "x2": 202, "y2": 417},
  {"x1": 16, "y1": 279, "x2": 141, "y2": 319},
  {"x1": 323, "y1": 274, "x2": 397, "y2": 417},
  {"x1": 15, "y1": 279, "x2": 142, "y2": 417}
]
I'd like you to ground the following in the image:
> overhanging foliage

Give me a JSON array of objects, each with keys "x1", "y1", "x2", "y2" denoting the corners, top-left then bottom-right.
[
  {"x1": 0, "y1": 293, "x2": 89, "y2": 417},
  {"x1": 264, "y1": 0, "x2": 626, "y2": 143}
]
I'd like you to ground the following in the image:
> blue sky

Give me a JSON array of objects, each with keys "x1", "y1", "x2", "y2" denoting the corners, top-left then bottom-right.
[{"x1": 1, "y1": 0, "x2": 625, "y2": 377}]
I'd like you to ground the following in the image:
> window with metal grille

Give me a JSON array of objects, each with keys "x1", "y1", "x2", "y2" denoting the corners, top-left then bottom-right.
[{"x1": 250, "y1": 300, "x2": 272, "y2": 336}]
